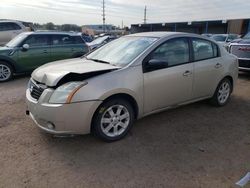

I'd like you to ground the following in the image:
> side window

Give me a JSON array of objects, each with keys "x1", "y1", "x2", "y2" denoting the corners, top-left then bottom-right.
[
  {"x1": 24, "y1": 35, "x2": 49, "y2": 47},
  {"x1": 0, "y1": 23, "x2": 5, "y2": 31},
  {"x1": 10, "y1": 23, "x2": 22, "y2": 30},
  {"x1": 149, "y1": 38, "x2": 190, "y2": 67},
  {"x1": 0, "y1": 22, "x2": 21, "y2": 31},
  {"x1": 192, "y1": 38, "x2": 218, "y2": 61},
  {"x1": 52, "y1": 35, "x2": 74, "y2": 45},
  {"x1": 74, "y1": 36, "x2": 84, "y2": 44}
]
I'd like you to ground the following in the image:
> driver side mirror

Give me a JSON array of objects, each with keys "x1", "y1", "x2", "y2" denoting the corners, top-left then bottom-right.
[
  {"x1": 145, "y1": 59, "x2": 168, "y2": 72},
  {"x1": 22, "y1": 44, "x2": 29, "y2": 51}
]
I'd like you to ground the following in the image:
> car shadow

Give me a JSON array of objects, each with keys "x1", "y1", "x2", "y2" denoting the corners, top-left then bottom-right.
[{"x1": 239, "y1": 71, "x2": 250, "y2": 80}]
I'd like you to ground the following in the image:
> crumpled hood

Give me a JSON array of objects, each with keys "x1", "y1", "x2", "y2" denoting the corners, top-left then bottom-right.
[{"x1": 32, "y1": 58, "x2": 120, "y2": 87}]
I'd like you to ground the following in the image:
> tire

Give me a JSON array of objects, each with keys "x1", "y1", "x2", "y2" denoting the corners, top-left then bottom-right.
[
  {"x1": 92, "y1": 98, "x2": 135, "y2": 142},
  {"x1": 0, "y1": 61, "x2": 13, "y2": 82},
  {"x1": 210, "y1": 78, "x2": 232, "y2": 106}
]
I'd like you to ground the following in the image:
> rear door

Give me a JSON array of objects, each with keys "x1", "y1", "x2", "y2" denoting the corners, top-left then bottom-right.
[
  {"x1": 18, "y1": 34, "x2": 51, "y2": 71},
  {"x1": 191, "y1": 38, "x2": 224, "y2": 99},
  {"x1": 50, "y1": 34, "x2": 77, "y2": 62}
]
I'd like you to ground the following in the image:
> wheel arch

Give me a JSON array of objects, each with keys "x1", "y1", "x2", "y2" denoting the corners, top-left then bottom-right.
[
  {"x1": 90, "y1": 92, "x2": 139, "y2": 133},
  {"x1": 222, "y1": 75, "x2": 234, "y2": 92},
  {"x1": 0, "y1": 57, "x2": 16, "y2": 72}
]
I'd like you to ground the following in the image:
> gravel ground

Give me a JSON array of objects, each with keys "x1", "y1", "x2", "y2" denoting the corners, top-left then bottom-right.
[{"x1": 0, "y1": 73, "x2": 250, "y2": 188}]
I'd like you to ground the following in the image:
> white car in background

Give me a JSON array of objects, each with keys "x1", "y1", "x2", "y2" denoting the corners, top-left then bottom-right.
[
  {"x1": 0, "y1": 21, "x2": 28, "y2": 46},
  {"x1": 87, "y1": 35, "x2": 117, "y2": 50},
  {"x1": 212, "y1": 34, "x2": 240, "y2": 47}
]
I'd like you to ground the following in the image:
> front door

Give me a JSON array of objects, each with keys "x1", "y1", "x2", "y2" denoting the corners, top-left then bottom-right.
[
  {"x1": 143, "y1": 37, "x2": 193, "y2": 114},
  {"x1": 18, "y1": 34, "x2": 51, "y2": 72}
]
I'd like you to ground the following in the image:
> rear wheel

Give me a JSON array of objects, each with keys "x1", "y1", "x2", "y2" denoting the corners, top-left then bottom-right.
[
  {"x1": 0, "y1": 62, "x2": 13, "y2": 82},
  {"x1": 210, "y1": 78, "x2": 232, "y2": 106},
  {"x1": 92, "y1": 98, "x2": 135, "y2": 142}
]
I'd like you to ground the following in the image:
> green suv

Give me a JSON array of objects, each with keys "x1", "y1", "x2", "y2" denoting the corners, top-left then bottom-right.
[{"x1": 0, "y1": 31, "x2": 89, "y2": 82}]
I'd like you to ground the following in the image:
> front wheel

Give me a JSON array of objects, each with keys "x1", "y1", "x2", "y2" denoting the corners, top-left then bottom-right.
[
  {"x1": 210, "y1": 78, "x2": 232, "y2": 106},
  {"x1": 0, "y1": 62, "x2": 13, "y2": 82},
  {"x1": 92, "y1": 98, "x2": 135, "y2": 142}
]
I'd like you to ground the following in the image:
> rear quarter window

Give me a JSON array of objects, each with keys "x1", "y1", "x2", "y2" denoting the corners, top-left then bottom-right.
[{"x1": 74, "y1": 36, "x2": 85, "y2": 44}]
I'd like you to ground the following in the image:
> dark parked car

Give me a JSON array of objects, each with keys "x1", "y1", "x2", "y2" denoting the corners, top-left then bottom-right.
[
  {"x1": 229, "y1": 32, "x2": 250, "y2": 71},
  {"x1": 0, "y1": 31, "x2": 89, "y2": 82}
]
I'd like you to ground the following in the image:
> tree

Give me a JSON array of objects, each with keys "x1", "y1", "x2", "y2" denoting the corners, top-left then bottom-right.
[{"x1": 45, "y1": 22, "x2": 55, "y2": 30}]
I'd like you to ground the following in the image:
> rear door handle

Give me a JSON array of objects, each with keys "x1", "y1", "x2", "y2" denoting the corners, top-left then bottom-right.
[
  {"x1": 183, "y1": 70, "x2": 192, "y2": 76},
  {"x1": 215, "y1": 63, "x2": 222, "y2": 69},
  {"x1": 43, "y1": 50, "x2": 48, "y2": 53}
]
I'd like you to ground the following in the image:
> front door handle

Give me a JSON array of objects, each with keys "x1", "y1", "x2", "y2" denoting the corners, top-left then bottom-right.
[
  {"x1": 215, "y1": 63, "x2": 222, "y2": 69},
  {"x1": 183, "y1": 70, "x2": 192, "y2": 76},
  {"x1": 43, "y1": 50, "x2": 48, "y2": 53}
]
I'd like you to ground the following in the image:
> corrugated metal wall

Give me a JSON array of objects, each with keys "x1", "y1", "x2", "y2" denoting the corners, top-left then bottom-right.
[{"x1": 227, "y1": 19, "x2": 244, "y2": 34}]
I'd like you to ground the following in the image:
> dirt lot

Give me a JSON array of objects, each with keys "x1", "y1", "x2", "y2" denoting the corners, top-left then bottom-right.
[{"x1": 0, "y1": 73, "x2": 250, "y2": 188}]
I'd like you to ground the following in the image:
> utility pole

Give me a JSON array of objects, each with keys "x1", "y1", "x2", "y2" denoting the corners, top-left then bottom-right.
[
  {"x1": 121, "y1": 20, "x2": 123, "y2": 29},
  {"x1": 143, "y1": 6, "x2": 147, "y2": 24},
  {"x1": 102, "y1": 0, "x2": 106, "y2": 33}
]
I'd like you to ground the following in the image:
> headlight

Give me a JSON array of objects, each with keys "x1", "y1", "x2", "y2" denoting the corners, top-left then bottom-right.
[{"x1": 49, "y1": 82, "x2": 87, "y2": 104}]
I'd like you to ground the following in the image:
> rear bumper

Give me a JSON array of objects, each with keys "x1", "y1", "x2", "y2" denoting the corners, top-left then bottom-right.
[{"x1": 26, "y1": 89, "x2": 102, "y2": 135}]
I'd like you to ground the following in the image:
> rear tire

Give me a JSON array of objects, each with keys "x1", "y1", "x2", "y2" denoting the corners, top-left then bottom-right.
[
  {"x1": 0, "y1": 61, "x2": 13, "y2": 82},
  {"x1": 210, "y1": 78, "x2": 232, "y2": 106},
  {"x1": 92, "y1": 98, "x2": 135, "y2": 142}
]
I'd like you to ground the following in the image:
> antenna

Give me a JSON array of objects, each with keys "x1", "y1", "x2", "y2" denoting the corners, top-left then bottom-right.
[
  {"x1": 143, "y1": 6, "x2": 147, "y2": 24},
  {"x1": 102, "y1": 0, "x2": 106, "y2": 33}
]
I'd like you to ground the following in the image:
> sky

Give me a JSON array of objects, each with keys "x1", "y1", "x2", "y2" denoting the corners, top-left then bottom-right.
[{"x1": 1, "y1": 0, "x2": 250, "y2": 27}]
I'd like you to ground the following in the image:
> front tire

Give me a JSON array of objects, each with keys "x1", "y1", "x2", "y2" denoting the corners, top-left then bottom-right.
[
  {"x1": 92, "y1": 98, "x2": 135, "y2": 142},
  {"x1": 0, "y1": 62, "x2": 13, "y2": 82},
  {"x1": 210, "y1": 78, "x2": 232, "y2": 106}
]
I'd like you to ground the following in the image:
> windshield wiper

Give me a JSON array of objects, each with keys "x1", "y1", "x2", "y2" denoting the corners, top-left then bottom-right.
[{"x1": 88, "y1": 58, "x2": 110, "y2": 64}]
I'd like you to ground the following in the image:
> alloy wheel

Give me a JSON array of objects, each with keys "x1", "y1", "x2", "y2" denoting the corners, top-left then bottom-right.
[
  {"x1": 0, "y1": 64, "x2": 11, "y2": 81},
  {"x1": 217, "y1": 81, "x2": 230, "y2": 104},
  {"x1": 100, "y1": 105, "x2": 130, "y2": 137}
]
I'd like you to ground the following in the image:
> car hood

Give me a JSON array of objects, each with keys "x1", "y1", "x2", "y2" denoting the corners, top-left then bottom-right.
[
  {"x1": 32, "y1": 58, "x2": 120, "y2": 87},
  {"x1": 231, "y1": 38, "x2": 250, "y2": 44}
]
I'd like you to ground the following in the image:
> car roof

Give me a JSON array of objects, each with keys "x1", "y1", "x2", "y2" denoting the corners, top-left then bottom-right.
[
  {"x1": 25, "y1": 31, "x2": 82, "y2": 36},
  {"x1": 128, "y1": 31, "x2": 201, "y2": 38},
  {"x1": 0, "y1": 20, "x2": 21, "y2": 23}
]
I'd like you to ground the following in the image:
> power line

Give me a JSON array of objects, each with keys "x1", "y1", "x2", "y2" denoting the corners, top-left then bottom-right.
[{"x1": 143, "y1": 6, "x2": 147, "y2": 24}]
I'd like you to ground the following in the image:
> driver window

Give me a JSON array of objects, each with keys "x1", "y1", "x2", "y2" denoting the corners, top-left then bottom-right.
[{"x1": 150, "y1": 38, "x2": 190, "y2": 67}]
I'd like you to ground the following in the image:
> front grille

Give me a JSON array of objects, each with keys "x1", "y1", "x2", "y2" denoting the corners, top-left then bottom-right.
[
  {"x1": 239, "y1": 59, "x2": 250, "y2": 68},
  {"x1": 30, "y1": 80, "x2": 46, "y2": 100},
  {"x1": 230, "y1": 44, "x2": 250, "y2": 59}
]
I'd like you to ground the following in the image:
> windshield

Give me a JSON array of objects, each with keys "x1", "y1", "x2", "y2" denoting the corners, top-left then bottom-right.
[
  {"x1": 6, "y1": 33, "x2": 29, "y2": 47},
  {"x1": 243, "y1": 33, "x2": 250, "y2": 39},
  {"x1": 212, "y1": 35, "x2": 227, "y2": 42},
  {"x1": 86, "y1": 36, "x2": 158, "y2": 67}
]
